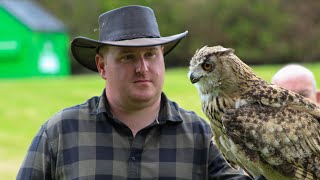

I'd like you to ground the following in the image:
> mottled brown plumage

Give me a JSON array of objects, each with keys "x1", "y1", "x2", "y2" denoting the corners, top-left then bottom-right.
[{"x1": 188, "y1": 45, "x2": 320, "y2": 180}]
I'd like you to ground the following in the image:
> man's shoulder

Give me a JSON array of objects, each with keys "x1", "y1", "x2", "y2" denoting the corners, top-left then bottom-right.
[
  {"x1": 167, "y1": 98, "x2": 211, "y2": 130},
  {"x1": 45, "y1": 95, "x2": 100, "y2": 129},
  {"x1": 167, "y1": 99, "x2": 203, "y2": 119}
]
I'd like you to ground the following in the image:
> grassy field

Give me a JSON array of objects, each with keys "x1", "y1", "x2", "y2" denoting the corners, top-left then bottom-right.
[{"x1": 1, "y1": 63, "x2": 320, "y2": 179}]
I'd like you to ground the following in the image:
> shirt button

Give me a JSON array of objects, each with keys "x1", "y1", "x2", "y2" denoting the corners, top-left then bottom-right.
[{"x1": 131, "y1": 156, "x2": 136, "y2": 161}]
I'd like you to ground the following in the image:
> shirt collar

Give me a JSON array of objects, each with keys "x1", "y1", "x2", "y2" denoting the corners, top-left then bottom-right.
[
  {"x1": 91, "y1": 89, "x2": 183, "y2": 123},
  {"x1": 90, "y1": 89, "x2": 112, "y2": 117},
  {"x1": 158, "y1": 93, "x2": 183, "y2": 123}
]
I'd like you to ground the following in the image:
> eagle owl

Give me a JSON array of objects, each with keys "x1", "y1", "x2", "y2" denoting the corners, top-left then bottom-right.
[{"x1": 188, "y1": 45, "x2": 320, "y2": 180}]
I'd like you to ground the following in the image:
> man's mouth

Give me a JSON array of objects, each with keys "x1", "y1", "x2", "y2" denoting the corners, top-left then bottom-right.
[{"x1": 134, "y1": 79, "x2": 151, "y2": 83}]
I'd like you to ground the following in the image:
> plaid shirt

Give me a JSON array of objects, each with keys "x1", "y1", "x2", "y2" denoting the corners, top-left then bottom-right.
[{"x1": 17, "y1": 90, "x2": 251, "y2": 180}]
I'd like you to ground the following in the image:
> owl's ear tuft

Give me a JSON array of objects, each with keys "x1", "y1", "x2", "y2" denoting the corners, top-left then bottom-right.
[
  {"x1": 195, "y1": 45, "x2": 208, "y2": 54},
  {"x1": 227, "y1": 48, "x2": 235, "y2": 53},
  {"x1": 215, "y1": 47, "x2": 235, "y2": 57}
]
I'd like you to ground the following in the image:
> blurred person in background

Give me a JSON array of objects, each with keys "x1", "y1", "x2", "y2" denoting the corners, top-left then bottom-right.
[
  {"x1": 271, "y1": 64, "x2": 320, "y2": 103},
  {"x1": 17, "y1": 5, "x2": 251, "y2": 179}
]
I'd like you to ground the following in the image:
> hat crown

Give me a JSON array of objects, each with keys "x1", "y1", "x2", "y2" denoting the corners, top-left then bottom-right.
[
  {"x1": 98, "y1": 5, "x2": 161, "y2": 41},
  {"x1": 71, "y1": 5, "x2": 188, "y2": 72}
]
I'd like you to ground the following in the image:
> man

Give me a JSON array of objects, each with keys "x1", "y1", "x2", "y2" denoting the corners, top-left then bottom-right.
[
  {"x1": 271, "y1": 64, "x2": 320, "y2": 103},
  {"x1": 17, "y1": 5, "x2": 251, "y2": 179}
]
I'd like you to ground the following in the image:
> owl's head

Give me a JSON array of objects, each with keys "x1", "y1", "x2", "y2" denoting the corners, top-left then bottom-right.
[{"x1": 188, "y1": 45, "x2": 253, "y2": 95}]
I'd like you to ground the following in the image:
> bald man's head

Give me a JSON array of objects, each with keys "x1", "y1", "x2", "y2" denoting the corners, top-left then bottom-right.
[{"x1": 272, "y1": 64, "x2": 320, "y2": 103}]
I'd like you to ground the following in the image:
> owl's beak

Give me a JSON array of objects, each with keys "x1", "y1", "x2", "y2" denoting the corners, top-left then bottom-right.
[{"x1": 189, "y1": 72, "x2": 201, "y2": 84}]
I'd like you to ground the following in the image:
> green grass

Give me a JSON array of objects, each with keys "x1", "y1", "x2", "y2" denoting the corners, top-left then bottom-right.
[{"x1": 2, "y1": 63, "x2": 320, "y2": 179}]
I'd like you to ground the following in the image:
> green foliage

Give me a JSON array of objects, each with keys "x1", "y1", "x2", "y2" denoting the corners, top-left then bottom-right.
[
  {"x1": 33, "y1": 0, "x2": 320, "y2": 71},
  {"x1": 212, "y1": 0, "x2": 291, "y2": 62}
]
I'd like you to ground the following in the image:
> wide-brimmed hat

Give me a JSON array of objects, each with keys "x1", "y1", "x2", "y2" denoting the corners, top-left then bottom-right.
[{"x1": 71, "y1": 5, "x2": 188, "y2": 72}]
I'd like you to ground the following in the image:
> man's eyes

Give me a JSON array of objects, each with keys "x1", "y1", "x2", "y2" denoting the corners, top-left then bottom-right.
[
  {"x1": 124, "y1": 54, "x2": 135, "y2": 60},
  {"x1": 119, "y1": 54, "x2": 135, "y2": 61},
  {"x1": 145, "y1": 51, "x2": 157, "y2": 57},
  {"x1": 119, "y1": 51, "x2": 158, "y2": 61}
]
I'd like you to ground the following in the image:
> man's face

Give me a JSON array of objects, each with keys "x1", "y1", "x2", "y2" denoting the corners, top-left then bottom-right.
[
  {"x1": 275, "y1": 76, "x2": 317, "y2": 102},
  {"x1": 96, "y1": 45, "x2": 165, "y2": 108}
]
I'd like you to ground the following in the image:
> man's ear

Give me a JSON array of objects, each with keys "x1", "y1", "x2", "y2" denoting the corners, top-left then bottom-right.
[
  {"x1": 316, "y1": 90, "x2": 320, "y2": 104},
  {"x1": 95, "y1": 54, "x2": 107, "y2": 80}
]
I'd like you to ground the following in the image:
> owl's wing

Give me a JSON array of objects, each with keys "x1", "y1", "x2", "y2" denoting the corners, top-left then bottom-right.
[
  {"x1": 222, "y1": 104, "x2": 320, "y2": 179},
  {"x1": 242, "y1": 83, "x2": 320, "y2": 118}
]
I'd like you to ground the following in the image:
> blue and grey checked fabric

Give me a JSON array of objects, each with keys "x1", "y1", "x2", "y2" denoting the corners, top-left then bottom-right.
[{"x1": 17, "y1": 91, "x2": 251, "y2": 180}]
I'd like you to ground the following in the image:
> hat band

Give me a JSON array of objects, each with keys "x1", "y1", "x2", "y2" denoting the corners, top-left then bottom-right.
[{"x1": 106, "y1": 33, "x2": 160, "y2": 41}]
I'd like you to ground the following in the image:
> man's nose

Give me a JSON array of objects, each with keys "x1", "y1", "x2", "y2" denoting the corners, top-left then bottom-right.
[{"x1": 135, "y1": 57, "x2": 149, "y2": 73}]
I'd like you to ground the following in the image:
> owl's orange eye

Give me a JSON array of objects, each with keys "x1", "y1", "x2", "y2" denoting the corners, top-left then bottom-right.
[{"x1": 202, "y1": 62, "x2": 213, "y2": 71}]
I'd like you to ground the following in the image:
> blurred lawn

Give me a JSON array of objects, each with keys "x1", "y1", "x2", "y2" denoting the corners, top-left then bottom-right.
[{"x1": 1, "y1": 63, "x2": 320, "y2": 179}]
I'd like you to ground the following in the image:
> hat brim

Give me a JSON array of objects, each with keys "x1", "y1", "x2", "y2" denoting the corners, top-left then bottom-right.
[{"x1": 71, "y1": 31, "x2": 188, "y2": 72}]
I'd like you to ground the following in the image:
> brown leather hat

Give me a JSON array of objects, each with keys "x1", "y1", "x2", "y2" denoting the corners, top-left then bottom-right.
[{"x1": 71, "y1": 5, "x2": 188, "y2": 72}]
